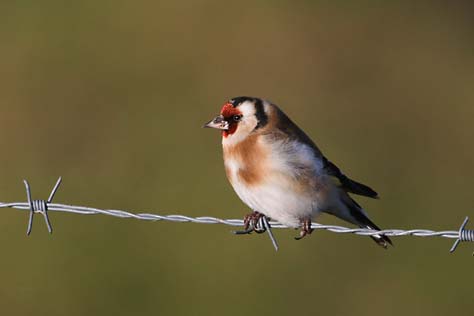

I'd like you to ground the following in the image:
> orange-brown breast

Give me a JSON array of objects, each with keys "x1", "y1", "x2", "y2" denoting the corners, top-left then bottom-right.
[{"x1": 223, "y1": 134, "x2": 268, "y2": 186}]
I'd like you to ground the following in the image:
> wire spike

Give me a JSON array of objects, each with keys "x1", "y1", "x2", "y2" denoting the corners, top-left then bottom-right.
[
  {"x1": 262, "y1": 216, "x2": 279, "y2": 251},
  {"x1": 449, "y1": 217, "x2": 474, "y2": 254},
  {"x1": 47, "y1": 177, "x2": 62, "y2": 203},
  {"x1": 23, "y1": 180, "x2": 34, "y2": 235},
  {"x1": 22, "y1": 178, "x2": 62, "y2": 235}
]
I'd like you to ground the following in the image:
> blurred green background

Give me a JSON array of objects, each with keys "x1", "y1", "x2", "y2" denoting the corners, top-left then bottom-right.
[{"x1": 1, "y1": 1, "x2": 473, "y2": 315}]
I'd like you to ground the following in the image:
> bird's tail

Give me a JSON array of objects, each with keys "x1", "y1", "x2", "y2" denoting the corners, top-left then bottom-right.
[
  {"x1": 357, "y1": 213, "x2": 393, "y2": 249},
  {"x1": 331, "y1": 196, "x2": 393, "y2": 248}
]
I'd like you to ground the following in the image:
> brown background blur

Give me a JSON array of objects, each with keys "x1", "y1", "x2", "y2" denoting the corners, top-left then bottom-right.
[{"x1": 0, "y1": 1, "x2": 473, "y2": 315}]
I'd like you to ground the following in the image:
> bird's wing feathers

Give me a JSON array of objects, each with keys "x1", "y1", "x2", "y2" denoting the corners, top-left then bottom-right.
[
  {"x1": 322, "y1": 157, "x2": 379, "y2": 199},
  {"x1": 270, "y1": 104, "x2": 379, "y2": 199}
]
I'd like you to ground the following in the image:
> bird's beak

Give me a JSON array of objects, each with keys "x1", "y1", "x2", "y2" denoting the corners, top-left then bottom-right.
[{"x1": 203, "y1": 115, "x2": 229, "y2": 130}]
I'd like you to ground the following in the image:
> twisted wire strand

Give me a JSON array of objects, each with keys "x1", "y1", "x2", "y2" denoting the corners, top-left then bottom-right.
[
  {"x1": 0, "y1": 177, "x2": 472, "y2": 253},
  {"x1": 0, "y1": 201, "x2": 460, "y2": 239}
]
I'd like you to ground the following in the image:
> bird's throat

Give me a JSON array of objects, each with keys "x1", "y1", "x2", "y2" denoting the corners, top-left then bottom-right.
[{"x1": 222, "y1": 124, "x2": 238, "y2": 137}]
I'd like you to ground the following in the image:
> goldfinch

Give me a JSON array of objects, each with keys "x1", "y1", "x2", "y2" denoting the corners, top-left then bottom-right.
[{"x1": 204, "y1": 96, "x2": 392, "y2": 248}]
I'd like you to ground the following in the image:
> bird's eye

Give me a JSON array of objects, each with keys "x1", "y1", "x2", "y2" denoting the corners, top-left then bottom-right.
[{"x1": 233, "y1": 115, "x2": 242, "y2": 122}]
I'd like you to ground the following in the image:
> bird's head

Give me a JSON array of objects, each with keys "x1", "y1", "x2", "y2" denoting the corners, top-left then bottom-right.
[{"x1": 204, "y1": 96, "x2": 268, "y2": 144}]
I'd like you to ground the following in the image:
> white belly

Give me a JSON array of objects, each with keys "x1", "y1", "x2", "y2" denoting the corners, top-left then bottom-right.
[
  {"x1": 226, "y1": 159, "x2": 320, "y2": 227},
  {"x1": 223, "y1": 136, "x2": 329, "y2": 227}
]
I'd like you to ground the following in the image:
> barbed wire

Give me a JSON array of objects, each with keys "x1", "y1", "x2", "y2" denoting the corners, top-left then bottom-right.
[{"x1": 0, "y1": 177, "x2": 473, "y2": 254}]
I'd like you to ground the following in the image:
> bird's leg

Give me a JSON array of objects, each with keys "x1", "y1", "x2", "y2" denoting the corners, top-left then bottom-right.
[
  {"x1": 234, "y1": 211, "x2": 266, "y2": 235},
  {"x1": 295, "y1": 218, "x2": 313, "y2": 240}
]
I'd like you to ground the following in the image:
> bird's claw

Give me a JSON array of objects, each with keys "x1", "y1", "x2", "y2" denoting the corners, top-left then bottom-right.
[
  {"x1": 233, "y1": 211, "x2": 267, "y2": 234},
  {"x1": 233, "y1": 226, "x2": 254, "y2": 235},
  {"x1": 295, "y1": 219, "x2": 313, "y2": 240}
]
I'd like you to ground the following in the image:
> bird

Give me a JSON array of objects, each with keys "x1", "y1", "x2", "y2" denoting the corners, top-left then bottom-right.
[{"x1": 204, "y1": 96, "x2": 392, "y2": 248}]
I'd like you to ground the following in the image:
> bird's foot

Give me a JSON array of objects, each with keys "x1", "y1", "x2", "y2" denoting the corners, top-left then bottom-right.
[
  {"x1": 295, "y1": 219, "x2": 313, "y2": 240},
  {"x1": 234, "y1": 211, "x2": 267, "y2": 234}
]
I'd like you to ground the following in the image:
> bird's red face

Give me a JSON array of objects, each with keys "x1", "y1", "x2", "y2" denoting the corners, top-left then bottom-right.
[
  {"x1": 204, "y1": 102, "x2": 243, "y2": 138},
  {"x1": 220, "y1": 102, "x2": 243, "y2": 137}
]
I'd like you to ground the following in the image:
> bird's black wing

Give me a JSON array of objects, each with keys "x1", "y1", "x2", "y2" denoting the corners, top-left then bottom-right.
[
  {"x1": 271, "y1": 103, "x2": 378, "y2": 199},
  {"x1": 322, "y1": 157, "x2": 379, "y2": 199}
]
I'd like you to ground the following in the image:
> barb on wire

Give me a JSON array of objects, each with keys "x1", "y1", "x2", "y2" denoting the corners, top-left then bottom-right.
[
  {"x1": 449, "y1": 217, "x2": 474, "y2": 255},
  {"x1": 23, "y1": 177, "x2": 62, "y2": 235},
  {"x1": 0, "y1": 177, "x2": 473, "y2": 254}
]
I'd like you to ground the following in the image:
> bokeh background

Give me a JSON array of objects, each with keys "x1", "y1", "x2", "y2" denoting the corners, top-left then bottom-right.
[{"x1": 1, "y1": 1, "x2": 473, "y2": 315}]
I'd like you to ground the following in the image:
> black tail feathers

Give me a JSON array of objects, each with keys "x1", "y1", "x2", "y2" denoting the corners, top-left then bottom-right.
[
  {"x1": 347, "y1": 199, "x2": 393, "y2": 248},
  {"x1": 343, "y1": 177, "x2": 379, "y2": 199},
  {"x1": 365, "y1": 222, "x2": 393, "y2": 249}
]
